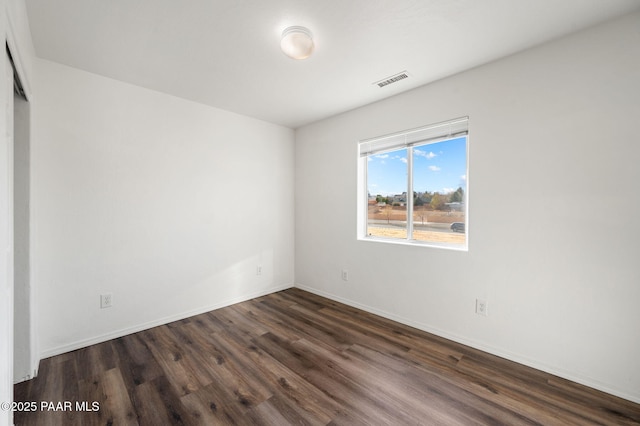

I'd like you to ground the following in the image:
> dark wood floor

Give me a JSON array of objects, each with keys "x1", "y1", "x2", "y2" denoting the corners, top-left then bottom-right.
[{"x1": 14, "y1": 288, "x2": 640, "y2": 425}]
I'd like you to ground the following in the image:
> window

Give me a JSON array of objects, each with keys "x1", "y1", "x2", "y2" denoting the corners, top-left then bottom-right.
[{"x1": 358, "y1": 117, "x2": 468, "y2": 250}]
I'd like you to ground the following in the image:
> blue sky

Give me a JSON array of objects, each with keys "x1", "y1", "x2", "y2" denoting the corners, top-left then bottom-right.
[{"x1": 367, "y1": 136, "x2": 467, "y2": 196}]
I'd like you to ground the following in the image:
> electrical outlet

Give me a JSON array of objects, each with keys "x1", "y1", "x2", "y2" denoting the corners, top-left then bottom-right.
[
  {"x1": 341, "y1": 269, "x2": 349, "y2": 281},
  {"x1": 476, "y1": 298, "x2": 488, "y2": 316},
  {"x1": 256, "y1": 265, "x2": 262, "y2": 275},
  {"x1": 100, "y1": 293, "x2": 113, "y2": 309}
]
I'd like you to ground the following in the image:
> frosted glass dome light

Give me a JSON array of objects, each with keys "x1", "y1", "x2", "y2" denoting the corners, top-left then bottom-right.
[{"x1": 281, "y1": 26, "x2": 314, "y2": 60}]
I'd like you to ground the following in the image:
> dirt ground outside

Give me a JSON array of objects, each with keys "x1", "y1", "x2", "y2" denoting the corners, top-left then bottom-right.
[
  {"x1": 367, "y1": 227, "x2": 465, "y2": 244},
  {"x1": 368, "y1": 205, "x2": 465, "y2": 244},
  {"x1": 368, "y1": 205, "x2": 464, "y2": 223}
]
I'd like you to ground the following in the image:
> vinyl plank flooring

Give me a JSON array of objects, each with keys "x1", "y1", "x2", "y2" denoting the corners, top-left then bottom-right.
[
  {"x1": 112, "y1": 334, "x2": 164, "y2": 396},
  {"x1": 246, "y1": 395, "x2": 316, "y2": 426},
  {"x1": 14, "y1": 288, "x2": 640, "y2": 425},
  {"x1": 100, "y1": 368, "x2": 139, "y2": 425},
  {"x1": 180, "y1": 381, "x2": 248, "y2": 425},
  {"x1": 130, "y1": 380, "x2": 178, "y2": 426}
]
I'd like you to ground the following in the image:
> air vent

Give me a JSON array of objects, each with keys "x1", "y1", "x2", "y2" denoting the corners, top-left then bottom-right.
[{"x1": 374, "y1": 71, "x2": 409, "y2": 88}]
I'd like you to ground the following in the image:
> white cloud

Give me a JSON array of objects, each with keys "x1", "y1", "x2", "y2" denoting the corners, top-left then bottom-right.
[
  {"x1": 375, "y1": 154, "x2": 389, "y2": 159},
  {"x1": 460, "y1": 174, "x2": 466, "y2": 181},
  {"x1": 429, "y1": 165, "x2": 441, "y2": 172},
  {"x1": 414, "y1": 149, "x2": 437, "y2": 159},
  {"x1": 443, "y1": 187, "x2": 455, "y2": 193},
  {"x1": 400, "y1": 157, "x2": 407, "y2": 163}
]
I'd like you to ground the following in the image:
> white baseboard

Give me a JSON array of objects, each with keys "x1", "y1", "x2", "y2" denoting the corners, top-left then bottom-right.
[
  {"x1": 39, "y1": 284, "x2": 293, "y2": 360},
  {"x1": 294, "y1": 283, "x2": 640, "y2": 405}
]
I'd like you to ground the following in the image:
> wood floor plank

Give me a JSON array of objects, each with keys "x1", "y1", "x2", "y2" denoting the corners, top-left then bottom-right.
[
  {"x1": 254, "y1": 297, "x2": 357, "y2": 352},
  {"x1": 241, "y1": 299, "x2": 307, "y2": 343},
  {"x1": 142, "y1": 375, "x2": 195, "y2": 426},
  {"x1": 254, "y1": 331, "x2": 442, "y2": 425},
  {"x1": 246, "y1": 395, "x2": 311, "y2": 426},
  {"x1": 229, "y1": 328, "x2": 340, "y2": 416},
  {"x1": 172, "y1": 319, "x2": 275, "y2": 411},
  {"x1": 140, "y1": 327, "x2": 209, "y2": 396},
  {"x1": 74, "y1": 341, "x2": 118, "y2": 382},
  {"x1": 180, "y1": 381, "x2": 249, "y2": 425},
  {"x1": 112, "y1": 334, "x2": 164, "y2": 401},
  {"x1": 130, "y1": 380, "x2": 179, "y2": 426},
  {"x1": 13, "y1": 288, "x2": 640, "y2": 425},
  {"x1": 216, "y1": 326, "x2": 341, "y2": 423},
  {"x1": 346, "y1": 343, "x2": 540, "y2": 425},
  {"x1": 76, "y1": 372, "x2": 113, "y2": 426},
  {"x1": 100, "y1": 368, "x2": 139, "y2": 425}
]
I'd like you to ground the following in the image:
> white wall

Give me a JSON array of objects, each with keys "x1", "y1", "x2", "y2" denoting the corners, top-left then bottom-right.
[
  {"x1": 295, "y1": 12, "x2": 640, "y2": 402},
  {"x1": 32, "y1": 59, "x2": 295, "y2": 357}
]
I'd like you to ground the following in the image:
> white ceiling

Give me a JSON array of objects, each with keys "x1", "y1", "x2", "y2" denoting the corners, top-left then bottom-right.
[{"x1": 24, "y1": 0, "x2": 640, "y2": 129}]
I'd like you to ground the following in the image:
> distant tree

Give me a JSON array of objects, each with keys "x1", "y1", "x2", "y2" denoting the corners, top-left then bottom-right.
[
  {"x1": 376, "y1": 194, "x2": 384, "y2": 203},
  {"x1": 384, "y1": 204, "x2": 393, "y2": 224},
  {"x1": 414, "y1": 197, "x2": 424, "y2": 207},
  {"x1": 450, "y1": 187, "x2": 464, "y2": 203},
  {"x1": 415, "y1": 206, "x2": 428, "y2": 224},
  {"x1": 430, "y1": 193, "x2": 445, "y2": 211},
  {"x1": 421, "y1": 191, "x2": 433, "y2": 204}
]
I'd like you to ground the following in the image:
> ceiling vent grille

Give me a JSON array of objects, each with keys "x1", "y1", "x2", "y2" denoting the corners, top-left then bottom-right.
[{"x1": 374, "y1": 71, "x2": 409, "y2": 88}]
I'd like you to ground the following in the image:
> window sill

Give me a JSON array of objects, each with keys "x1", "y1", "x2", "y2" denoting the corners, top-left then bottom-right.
[{"x1": 358, "y1": 235, "x2": 468, "y2": 251}]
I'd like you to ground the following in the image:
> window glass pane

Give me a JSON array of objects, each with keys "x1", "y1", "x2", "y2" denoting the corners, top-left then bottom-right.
[
  {"x1": 412, "y1": 136, "x2": 467, "y2": 245},
  {"x1": 366, "y1": 147, "x2": 408, "y2": 239}
]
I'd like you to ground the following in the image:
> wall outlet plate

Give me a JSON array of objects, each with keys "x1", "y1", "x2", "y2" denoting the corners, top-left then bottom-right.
[
  {"x1": 100, "y1": 293, "x2": 113, "y2": 309},
  {"x1": 476, "y1": 298, "x2": 488, "y2": 316}
]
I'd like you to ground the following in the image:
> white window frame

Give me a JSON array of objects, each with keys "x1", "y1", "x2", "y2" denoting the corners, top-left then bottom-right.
[{"x1": 357, "y1": 117, "x2": 469, "y2": 251}]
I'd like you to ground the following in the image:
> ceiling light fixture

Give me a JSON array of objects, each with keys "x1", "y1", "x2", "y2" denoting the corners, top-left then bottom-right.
[{"x1": 280, "y1": 26, "x2": 314, "y2": 60}]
